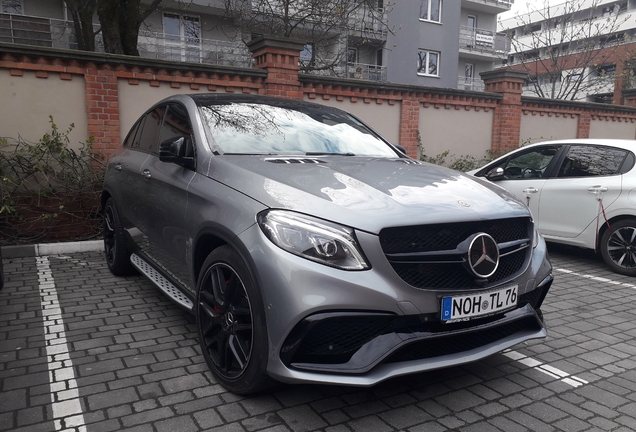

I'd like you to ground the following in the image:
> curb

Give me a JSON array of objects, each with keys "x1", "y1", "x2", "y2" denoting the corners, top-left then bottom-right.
[{"x1": 2, "y1": 240, "x2": 103, "y2": 259}]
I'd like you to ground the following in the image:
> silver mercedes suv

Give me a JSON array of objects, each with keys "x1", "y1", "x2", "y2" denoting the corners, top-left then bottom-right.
[{"x1": 102, "y1": 94, "x2": 553, "y2": 394}]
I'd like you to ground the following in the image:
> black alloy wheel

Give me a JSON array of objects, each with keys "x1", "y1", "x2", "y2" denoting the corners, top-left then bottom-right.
[
  {"x1": 601, "y1": 219, "x2": 636, "y2": 276},
  {"x1": 196, "y1": 246, "x2": 271, "y2": 394},
  {"x1": 103, "y1": 198, "x2": 134, "y2": 276}
]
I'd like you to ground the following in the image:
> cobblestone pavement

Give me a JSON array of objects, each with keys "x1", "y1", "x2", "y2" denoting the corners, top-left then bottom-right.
[{"x1": 2, "y1": 245, "x2": 636, "y2": 432}]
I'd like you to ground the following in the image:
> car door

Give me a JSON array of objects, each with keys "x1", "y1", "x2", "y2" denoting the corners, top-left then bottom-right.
[
  {"x1": 110, "y1": 117, "x2": 151, "y2": 233},
  {"x1": 122, "y1": 106, "x2": 164, "y2": 244},
  {"x1": 537, "y1": 144, "x2": 627, "y2": 239},
  {"x1": 484, "y1": 145, "x2": 563, "y2": 223},
  {"x1": 136, "y1": 103, "x2": 198, "y2": 290}
]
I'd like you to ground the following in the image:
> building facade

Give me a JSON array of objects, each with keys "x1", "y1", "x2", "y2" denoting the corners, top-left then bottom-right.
[
  {"x1": 499, "y1": 0, "x2": 636, "y2": 103},
  {"x1": 0, "y1": 0, "x2": 512, "y2": 90}
]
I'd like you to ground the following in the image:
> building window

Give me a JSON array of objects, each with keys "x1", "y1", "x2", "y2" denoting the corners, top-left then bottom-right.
[
  {"x1": 1, "y1": 0, "x2": 22, "y2": 14},
  {"x1": 300, "y1": 43, "x2": 314, "y2": 68},
  {"x1": 419, "y1": 0, "x2": 441, "y2": 23},
  {"x1": 163, "y1": 13, "x2": 201, "y2": 62},
  {"x1": 347, "y1": 48, "x2": 357, "y2": 64},
  {"x1": 417, "y1": 50, "x2": 439, "y2": 76},
  {"x1": 567, "y1": 73, "x2": 582, "y2": 84}
]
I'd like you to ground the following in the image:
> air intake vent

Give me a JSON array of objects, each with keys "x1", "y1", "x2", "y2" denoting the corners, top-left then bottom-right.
[
  {"x1": 265, "y1": 158, "x2": 327, "y2": 164},
  {"x1": 397, "y1": 159, "x2": 423, "y2": 165}
]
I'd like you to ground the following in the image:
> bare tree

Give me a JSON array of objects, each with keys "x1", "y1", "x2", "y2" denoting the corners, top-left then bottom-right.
[
  {"x1": 499, "y1": 0, "x2": 635, "y2": 101},
  {"x1": 223, "y1": 0, "x2": 392, "y2": 73}
]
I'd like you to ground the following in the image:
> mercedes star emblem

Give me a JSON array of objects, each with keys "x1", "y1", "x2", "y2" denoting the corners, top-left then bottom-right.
[{"x1": 468, "y1": 233, "x2": 500, "y2": 278}]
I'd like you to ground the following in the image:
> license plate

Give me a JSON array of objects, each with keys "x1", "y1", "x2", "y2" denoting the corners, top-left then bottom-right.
[{"x1": 441, "y1": 285, "x2": 518, "y2": 323}]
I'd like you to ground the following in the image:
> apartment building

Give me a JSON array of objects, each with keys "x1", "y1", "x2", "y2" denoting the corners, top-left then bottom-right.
[
  {"x1": 499, "y1": 0, "x2": 636, "y2": 103},
  {"x1": 0, "y1": 0, "x2": 512, "y2": 90}
]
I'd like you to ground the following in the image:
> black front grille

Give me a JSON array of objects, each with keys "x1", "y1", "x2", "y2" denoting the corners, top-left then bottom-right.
[
  {"x1": 380, "y1": 218, "x2": 532, "y2": 289},
  {"x1": 385, "y1": 316, "x2": 541, "y2": 363},
  {"x1": 380, "y1": 218, "x2": 530, "y2": 254}
]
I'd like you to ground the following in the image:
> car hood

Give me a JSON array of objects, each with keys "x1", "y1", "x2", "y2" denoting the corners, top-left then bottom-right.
[{"x1": 203, "y1": 156, "x2": 530, "y2": 233}]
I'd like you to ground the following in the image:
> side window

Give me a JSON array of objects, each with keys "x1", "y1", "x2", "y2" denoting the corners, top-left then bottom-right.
[
  {"x1": 137, "y1": 106, "x2": 166, "y2": 154},
  {"x1": 159, "y1": 104, "x2": 195, "y2": 158},
  {"x1": 495, "y1": 146, "x2": 558, "y2": 180},
  {"x1": 122, "y1": 120, "x2": 141, "y2": 148},
  {"x1": 557, "y1": 145, "x2": 627, "y2": 177}
]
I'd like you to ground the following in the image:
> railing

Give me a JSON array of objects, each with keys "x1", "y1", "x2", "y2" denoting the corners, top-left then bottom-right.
[
  {"x1": 307, "y1": 62, "x2": 387, "y2": 82},
  {"x1": 0, "y1": 13, "x2": 253, "y2": 68},
  {"x1": 459, "y1": 25, "x2": 510, "y2": 56},
  {"x1": 457, "y1": 76, "x2": 485, "y2": 91},
  {"x1": 522, "y1": 74, "x2": 617, "y2": 100},
  {"x1": 464, "y1": 0, "x2": 515, "y2": 8},
  {"x1": 348, "y1": 6, "x2": 388, "y2": 39},
  {"x1": 343, "y1": 62, "x2": 387, "y2": 81},
  {"x1": 137, "y1": 30, "x2": 253, "y2": 68}
]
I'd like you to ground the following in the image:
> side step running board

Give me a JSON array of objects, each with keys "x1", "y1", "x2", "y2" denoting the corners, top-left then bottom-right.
[{"x1": 130, "y1": 254, "x2": 193, "y2": 311}]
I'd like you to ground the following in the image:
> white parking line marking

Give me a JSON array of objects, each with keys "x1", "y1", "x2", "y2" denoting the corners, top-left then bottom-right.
[
  {"x1": 503, "y1": 349, "x2": 588, "y2": 388},
  {"x1": 37, "y1": 256, "x2": 87, "y2": 432},
  {"x1": 555, "y1": 268, "x2": 636, "y2": 288}
]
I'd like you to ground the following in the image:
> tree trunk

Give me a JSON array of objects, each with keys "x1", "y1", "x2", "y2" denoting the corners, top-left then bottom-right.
[
  {"x1": 63, "y1": 0, "x2": 96, "y2": 51},
  {"x1": 97, "y1": 0, "x2": 124, "y2": 54}
]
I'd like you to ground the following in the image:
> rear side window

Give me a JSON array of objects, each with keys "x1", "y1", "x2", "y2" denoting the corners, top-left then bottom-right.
[
  {"x1": 123, "y1": 120, "x2": 142, "y2": 148},
  {"x1": 557, "y1": 145, "x2": 628, "y2": 177},
  {"x1": 137, "y1": 106, "x2": 166, "y2": 154},
  {"x1": 159, "y1": 104, "x2": 195, "y2": 158}
]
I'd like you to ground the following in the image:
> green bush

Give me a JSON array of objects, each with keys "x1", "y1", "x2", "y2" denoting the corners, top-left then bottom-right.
[
  {"x1": 0, "y1": 117, "x2": 104, "y2": 245},
  {"x1": 417, "y1": 132, "x2": 493, "y2": 172}
]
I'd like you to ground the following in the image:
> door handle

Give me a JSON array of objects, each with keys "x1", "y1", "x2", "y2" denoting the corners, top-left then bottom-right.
[
  {"x1": 114, "y1": 162, "x2": 122, "y2": 171},
  {"x1": 522, "y1": 187, "x2": 538, "y2": 194},
  {"x1": 587, "y1": 185, "x2": 608, "y2": 193},
  {"x1": 141, "y1": 169, "x2": 152, "y2": 179}
]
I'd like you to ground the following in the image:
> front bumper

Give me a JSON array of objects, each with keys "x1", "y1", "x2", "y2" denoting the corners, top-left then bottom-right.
[{"x1": 239, "y1": 223, "x2": 553, "y2": 386}]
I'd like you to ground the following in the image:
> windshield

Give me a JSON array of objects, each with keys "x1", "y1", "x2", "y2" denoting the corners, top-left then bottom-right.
[{"x1": 198, "y1": 102, "x2": 398, "y2": 157}]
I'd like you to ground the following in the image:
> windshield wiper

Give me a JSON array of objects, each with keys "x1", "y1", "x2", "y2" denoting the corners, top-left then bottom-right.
[{"x1": 305, "y1": 152, "x2": 355, "y2": 156}]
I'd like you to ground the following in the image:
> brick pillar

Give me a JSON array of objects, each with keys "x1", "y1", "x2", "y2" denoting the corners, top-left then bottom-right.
[
  {"x1": 399, "y1": 96, "x2": 420, "y2": 158},
  {"x1": 577, "y1": 112, "x2": 591, "y2": 138},
  {"x1": 84, "y1": 64, "x2": 120, "y2": 157},
  {"x1": 623, "y1": 89, "x2": 636, "y2": 107},
  {"x1": 480, "y1": 70, "x2": 528, "y2": 155},
  {"x1": 247, "y1": 36, "x2": 304, "y2": 100}
]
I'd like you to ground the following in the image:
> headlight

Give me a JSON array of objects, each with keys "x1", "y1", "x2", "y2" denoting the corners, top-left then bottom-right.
[{"x1": 257, "y1": 210, "x2": 370, "y2": 270}]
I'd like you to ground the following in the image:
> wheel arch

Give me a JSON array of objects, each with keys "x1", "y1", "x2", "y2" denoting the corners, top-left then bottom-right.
[
  {"x1": 192, "y1": 225, "x2": 262, "y2": 294},
  {"x1": 597, "y1": 214, "x2": 636, "y2": 250}
]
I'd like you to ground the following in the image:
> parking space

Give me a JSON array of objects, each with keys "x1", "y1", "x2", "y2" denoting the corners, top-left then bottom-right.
[{"x1": 1, "y1": 245, "x2": 636, "y2": 432}]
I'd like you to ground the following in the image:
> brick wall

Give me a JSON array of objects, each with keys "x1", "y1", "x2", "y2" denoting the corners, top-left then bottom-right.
[{"x1": 2, "y1": 39, "x2": 636, "y2": 161}]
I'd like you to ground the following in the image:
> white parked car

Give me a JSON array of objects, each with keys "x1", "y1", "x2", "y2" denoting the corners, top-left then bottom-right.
[{"x1": 471, "y1": 139, "x2": 636, "y2": 276}]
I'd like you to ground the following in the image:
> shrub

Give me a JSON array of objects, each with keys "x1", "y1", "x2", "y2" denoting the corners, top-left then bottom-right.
[{"x1": 0, "y1": 117, "x2": 104, "y2": 245}]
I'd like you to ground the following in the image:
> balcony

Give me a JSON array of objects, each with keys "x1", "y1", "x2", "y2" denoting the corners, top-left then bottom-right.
[
  {"x1": 308, "y1": 62, "x2": 387, "y2": 82},
  {"x1": 348, "y1": 6, "x2": 388, "y2": 41},
  {"x1": 459, "y1": 25, "x2": 510, "y2": 59},
  {"x1": 0, "y1": 13, "x2": 253, "y2": 68},
  {"x1": 137, "y1": 30, "x2": 252, "y2": 68},
  {"x1": 457, "y1": 76, "x2": 485, "y2": 91},
  {"x1": 461, "y1": 0, "x2": 514, "y2": 14}
]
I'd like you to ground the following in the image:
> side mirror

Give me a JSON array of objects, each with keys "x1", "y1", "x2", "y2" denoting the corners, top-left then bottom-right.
[
  {"x1": 394, "y1": 144, "x2": 407, "y2": 155},
  {"x1": 159, "y1": 136, "x2": 195, "y2": 170},
  {"x1": 486, "y1": 167, "x2": 504, "y2": 180}
]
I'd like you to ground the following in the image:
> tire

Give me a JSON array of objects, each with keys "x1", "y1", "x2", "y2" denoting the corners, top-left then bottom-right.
[
  {"x1": 196, "y1": 245, "x2": 273, "y2": 394},
  {"x1": 600, "y1": 219, "x2": 636, "y2": 276},
  {"x1": 103, "y1": 198, "x2": 135, "y2": 276}
]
